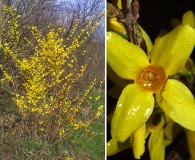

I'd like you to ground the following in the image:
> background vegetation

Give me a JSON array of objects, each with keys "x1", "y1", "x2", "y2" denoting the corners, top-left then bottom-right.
[{"x1": 0, "y1": 0, "x2": 105, "y2": 159}]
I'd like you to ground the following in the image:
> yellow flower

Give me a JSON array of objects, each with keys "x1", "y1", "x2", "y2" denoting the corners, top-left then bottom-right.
[
  {"x1": 185, "y1": 129, "x2": 195, "y2": 159},
  {"x1": 182, "y1": 10, "x2": 195, "y2": 28},
  {"x1": 171, "y1": 10, "x2": 195, "y2": 29},
  {"x1": 107, "y1": 25, "x2": 195, "y2": 142},
  {"x1": 59, "y1": 128, "x2": 65, "y2": 137},
  {"x1": 156, "y1": 11, "x2": 195, "y2": 45},
  {"x1": 107, "y1": 137, "x2": 132, "y2": 156}
]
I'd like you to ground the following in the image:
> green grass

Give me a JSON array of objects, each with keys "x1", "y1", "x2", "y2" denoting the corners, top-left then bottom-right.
[
  {"x1": 0, "y1": 116, "x2": 104, "y2": 159},
  {"x1": 0, "y1": 89, "x2": 105, "y2": 160},
  {"x1": 65, "y1": 116, "x2": 105, "y2": 159}
]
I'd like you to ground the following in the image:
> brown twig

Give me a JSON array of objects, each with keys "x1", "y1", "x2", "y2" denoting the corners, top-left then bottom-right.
[
  {"x1": 107, "y1": 0, "x2": 146, "y2": 51},
  {"x1": 120, "y1": 0, "x2": 139, "y2": 45},
  {"x1": 107, "y1": 3, "x2": 124, "y2": 19}
]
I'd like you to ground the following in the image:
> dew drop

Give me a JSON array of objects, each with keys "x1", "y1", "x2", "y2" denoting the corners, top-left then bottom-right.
[
  {"x1": 144, "y1": 108, "x2": 151, "y2": 120},
  {"x1": 118, "y1": 104, "x2": 122, "y2": 107}
]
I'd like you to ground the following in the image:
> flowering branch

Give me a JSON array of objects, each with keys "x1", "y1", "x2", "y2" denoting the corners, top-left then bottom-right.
[{"x1": 107, "y1": 0, "x2": 146, "y2": 51}]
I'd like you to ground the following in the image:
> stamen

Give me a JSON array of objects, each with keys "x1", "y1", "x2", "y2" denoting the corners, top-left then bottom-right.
[{"x1": 135, "y1": 65, "x2": 167, "y2": 92}]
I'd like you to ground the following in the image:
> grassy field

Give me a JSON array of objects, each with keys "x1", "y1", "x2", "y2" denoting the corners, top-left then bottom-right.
[{"x1": 0, "y1": 90, "x2": 105, "y2": 160}]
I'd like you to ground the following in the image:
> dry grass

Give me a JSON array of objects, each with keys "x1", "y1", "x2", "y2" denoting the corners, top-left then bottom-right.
[{"x1": 0, "y1": 90, "x2": 104, "y2": 160}]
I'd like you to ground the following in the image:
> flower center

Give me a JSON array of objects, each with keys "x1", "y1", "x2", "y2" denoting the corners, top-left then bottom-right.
[{"x1": 135, "y1": 65, "x2": 167, "y2": 92}]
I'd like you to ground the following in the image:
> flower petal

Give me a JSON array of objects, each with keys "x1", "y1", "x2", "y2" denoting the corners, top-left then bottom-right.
[
  {"x1": 182, "y1": 10, "x2": 195, "y2": 28},
  {"x1": 156, "y1": 79, "x2": 195, "y2": 131},
  {"x1": 150, "y1": 25, "x2": 195, "y2": 76},
  {"x1": 111, "y1": 83, "x2": 154, "y2": 142},
  {"x1": 107, "y1": 138, "x2": 132, "y2": 156},
  {"x1": 132, "y1": 124, "x2": 146, "y2": 159},
  {"x1": 107, "y1": 18, "x2": 128, "y2": 40},
  {"x1": 139, "y1": 25, "x2": 153, "y2": 54},
  {"x1": 164, "y1": 123, "x2": 182, "y2": 146},
  {"x1": 148, "y1": 127, "x2": 165, "y2": 160},
  {"x1": 107, "y1": 65, "x2": 130, "y2": 89},
  {"x1": 185, "y1": 129, "x2": 195, "y2": 159},
  {"x1": 107, "y1": 32, "x2": 149, "y2": 80}
]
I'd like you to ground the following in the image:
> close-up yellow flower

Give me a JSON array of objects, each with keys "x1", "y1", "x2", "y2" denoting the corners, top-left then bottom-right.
[
  {"x1": 107, "y1": 24, "x2": 195, "y2": 143},
  {"x1": 182, "y1": 10, "x2": 195, "y2": 28}
]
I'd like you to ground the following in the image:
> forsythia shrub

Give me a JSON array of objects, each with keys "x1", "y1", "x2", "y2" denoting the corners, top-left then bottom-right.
[{"x1": 0, "y1": 6, "x2": 104, "y2": 140}]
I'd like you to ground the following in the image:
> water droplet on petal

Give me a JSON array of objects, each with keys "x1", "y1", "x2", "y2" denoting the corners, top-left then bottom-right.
[
  {"x1": 118, "y1": 104, "x2": 122, "y2": 107},
  {"x1": 127, "y1": 105, "x2": 141, "y2": 118},
  {"x1": 144, "y1": 108, "x2": 151, "y2": 120}
]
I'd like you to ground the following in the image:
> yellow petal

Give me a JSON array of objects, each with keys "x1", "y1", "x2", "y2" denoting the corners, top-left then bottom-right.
[
  {"x1": 182, "y1": 10, "x2": 195, "y2": 28},
  {"x1": 107, "y1": 65, "x2": 130, "y2": 89},
  {"x1": 107, "y1": 32, "x2": 149, "y2": 80},
  {"x1": 107, "y1": 18, "x2": 128, "y2": 39},
  {"x1": 107, "y1": 19, "x2": 153, "y2": 53},
  {"x1": 154, "y1": 29, "x2": 168, "y2": 44},
  {"x1": 150, "y1": 25, "x2": 195, "y2": 76},
  {"x1": 164, "y1": 123, "x2": 182, "y2": 146},
  {"x1": 132, "y1": 124, "x2": 146, "y2": 159},
  {"x1": 112, "y1": 0, "x2": 122, "y2": 8},
  {"x1": 148, "y1": 127, "x2": 165, "y2": 160},
  {"x1": 111, "y1": 83, "x2": 154, "y2": 142},
  {"x1": 112, "y1": 0, "x2": 132, "y2": 9},
  {"x1": 107, "y1": 138, "x2": 132, "y2": 156},
  {"x1": 139, "y1": 26, "x2": 153, "y2": 54},
  {"x1": 156, "y1": 79, "x2": 195, "y2": 131},
  {"x1": 185, "y1": 129, "x2": 195, "y2": 160},
  {"x1": 107, "y1": 108, "x2": 114, "y2": 124}
]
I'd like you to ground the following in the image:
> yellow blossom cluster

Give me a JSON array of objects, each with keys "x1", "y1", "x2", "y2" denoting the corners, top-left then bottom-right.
[{"x1": 0, "y1": 6, "x2": 104, "y2": 139}]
